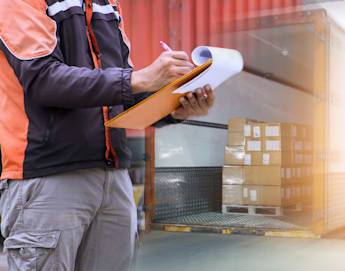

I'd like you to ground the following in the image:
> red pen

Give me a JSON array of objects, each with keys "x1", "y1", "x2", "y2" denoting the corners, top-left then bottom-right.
[{"x1": 160, "y1": 41, "x2": 173, "y2": 52}]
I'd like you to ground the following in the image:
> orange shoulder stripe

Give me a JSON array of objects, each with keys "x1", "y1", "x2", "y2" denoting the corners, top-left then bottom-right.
[
  {"x1": 0, "y1": 51, "x2": 29, "y2": 180},
  {"x1": 0, "y1": 0, "x2": 57, "y2": 60}
]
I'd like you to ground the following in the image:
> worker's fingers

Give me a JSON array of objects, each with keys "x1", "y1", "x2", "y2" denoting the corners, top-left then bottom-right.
[
  {"x1": 163, "y1": 50, "x2": 190, "y2": 61},
  {"x1": 185, "y1": 92, "x2": 199, "y2": 112},
  {"x1": 204, "y1": 84, "x2": 215, "y2": 107},
  {"x1": 195, "y1": 88, "x2": 209, "y2": 114}
]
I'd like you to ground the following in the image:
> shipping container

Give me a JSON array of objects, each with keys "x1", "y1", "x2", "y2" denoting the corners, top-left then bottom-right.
[
  {"x1": 121, "y1": 0, "x2": 345, "y2": 237},
  {"x1": 122, "y1": 0, "x2": 301, "y2": 69}
]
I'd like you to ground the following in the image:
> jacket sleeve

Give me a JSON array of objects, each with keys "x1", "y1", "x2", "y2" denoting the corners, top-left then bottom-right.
[
  {"x1": 0, "y1": 0, "x2": 134, "y2": 109},
  {"x1": 0, "y1": 39, "x2": 134, "y2": 109}
]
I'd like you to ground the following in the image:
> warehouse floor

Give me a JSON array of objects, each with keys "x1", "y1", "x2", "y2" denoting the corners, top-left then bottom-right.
[
  {"x1": 133, "y1": 231, "x2": 345, "y2": 271},
  {"x1": 0, "y1": 230, "x2": 344, "y2": 270}
]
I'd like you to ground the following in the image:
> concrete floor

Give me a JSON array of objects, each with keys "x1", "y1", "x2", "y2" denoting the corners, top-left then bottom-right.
[
  {"x1": 134, "y1": 231, "x2": 345, "y2": 271},
  {"x1": 0, "y1": 231, "x2": 345, "y2": 270}
]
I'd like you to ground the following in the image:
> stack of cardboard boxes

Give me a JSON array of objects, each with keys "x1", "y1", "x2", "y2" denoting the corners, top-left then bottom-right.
[{"x1": 222, "y1": 118, "x2": 313, "y2": 209}]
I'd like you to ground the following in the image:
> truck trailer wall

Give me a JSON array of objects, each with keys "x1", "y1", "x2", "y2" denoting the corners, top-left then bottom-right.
[
  {"x1": 325, "y1": 20, "x2": 345, "y2": 233},
  {"x1": 155, "y1": 72, "x2": 314, "y2": 167},
  {"x1": 120, "y1": 0, "x2": 302, "y2": 70}
]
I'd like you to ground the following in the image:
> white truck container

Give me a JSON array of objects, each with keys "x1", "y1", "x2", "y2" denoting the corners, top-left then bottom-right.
[{"x1": 144, "y1": 2, "x2": 345, "y2": 237}]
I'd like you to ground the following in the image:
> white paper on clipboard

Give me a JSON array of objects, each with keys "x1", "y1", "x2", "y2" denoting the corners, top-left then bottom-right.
[{"x1": 172, "y1": 46, "x2": 244, "y2": 94}]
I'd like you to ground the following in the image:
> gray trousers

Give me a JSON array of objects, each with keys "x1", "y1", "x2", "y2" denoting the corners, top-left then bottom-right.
[{"x1": 0, "y1": 168, "x2": 137, "y2": 271}]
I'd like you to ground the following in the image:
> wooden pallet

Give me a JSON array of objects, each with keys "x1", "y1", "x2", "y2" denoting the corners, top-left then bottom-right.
[{"x1": 222, "y1": 204, "x2": 283, "y2": 216}]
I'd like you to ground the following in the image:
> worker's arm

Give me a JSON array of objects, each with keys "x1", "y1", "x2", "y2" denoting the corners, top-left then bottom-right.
[
  {"x1": 0, "y1": 0, "x2": 194, "y2": 109},
  {"x1": 131, "y1": 51, "x2": 194, "y2": 93},
  {"x1": 0, "y1": 46, "x2": 128, "y2": 108},
  {"x1": 1, "y1": 41, "x2": 199, "y2": 109}
]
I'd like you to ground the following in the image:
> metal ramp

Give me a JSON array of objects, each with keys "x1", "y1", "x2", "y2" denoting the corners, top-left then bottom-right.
[{"x1": 154, "y1": 212, "x2": 303, "y2": 230}]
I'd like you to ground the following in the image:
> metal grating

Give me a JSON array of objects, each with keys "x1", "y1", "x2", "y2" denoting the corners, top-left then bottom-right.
[
  {"x1": 155, "y1": 212, "x2": 304, "y2": 230},
  {"x1": 154, "y1": 167, "x2": 222, "y2": 221}
]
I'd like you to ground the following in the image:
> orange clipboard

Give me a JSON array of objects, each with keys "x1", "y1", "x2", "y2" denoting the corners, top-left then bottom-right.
[{"x1": 105, "y1": 59, "x2": 213, "y2": 129}]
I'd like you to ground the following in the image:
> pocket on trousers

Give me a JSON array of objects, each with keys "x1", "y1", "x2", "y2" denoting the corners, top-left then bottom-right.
[{"x1": 4, "y1": 231, "x2": 60, "y2": 271}]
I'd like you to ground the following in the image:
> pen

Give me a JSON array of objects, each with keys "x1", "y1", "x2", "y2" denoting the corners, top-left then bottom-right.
[{"x1": 160, "y1": 41, "x2": 173, "y2": 52}]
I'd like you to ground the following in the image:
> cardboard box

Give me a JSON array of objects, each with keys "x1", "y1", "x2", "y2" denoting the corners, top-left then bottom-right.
[
  {"x1": 262, "y1": 123, "x2": 282, "y2": 137},
  {"x1": 263, "y1": 139, "x2": 281, "y2": 152},
  {"x1": 293, "y1": 153, "x2": 313, "y2": 165},
  {"x1": 224, "y1": 146, "x2": 263, "y2": 165},
  {"x1": 223, "y1": 166, "x2": 245, "y2": 185},
  {"x1": 281, "y1": 123, "x2": 298, "y2": 138},
  {"x1": 227, "y1": 137, "x2": 263, "y2": 151},
  {"x1": 222, "y1": 165, "x2": 282, "y2": 186},
  {"x1": 263, "y1": 151, "x2": 293, "y2": 166},
  {"x1": 304, "y1": 153, "x2": 313, "y2": 165},
  {"x1": 304, "y1": 141, "x2": 313, "y2": 151},
  {"x1": 245, "y1": 123, "x2": 294, "y2": 138},
  {"x1": 301, "y1": 184, "x2": 313, "y2": 204},
  {"x1": 263, "y1": 138, "x2": 298, "y2": 152},
  {"x1": 281, "y1": 184, "x2": 304, "y2": 207},
  {"x1": 229, "y1": 119, "x2": 313, "y2": 139},
  {"x1": 228, "y1": 118, "x2": 261, "y2": 133},
  {"x1": 245, "y1": 139, "x2": 263, "y2": 152},
  {"x1": 228, "y1": 132, "x2": 246, "y2": 146},
  {"x1": 223, "y1": 184, "x2": 282, "y2": 206},
  {"x1": 293, "y1": 140, "x2": 304, "y2": 151},
  {"x1": 245, "y1": 166, "x2": 282, "y2": 185},
  {"x1": 298, "y1": 124, "x2": 313, "y2": 139},
  {"x1": 242, "y1": 185, "x2": 281, "y2": 206},
  {"x1": 224, "y1": 146, "x2": 292, "y2": 166},
  {"x1": 227, "y1": 131, "x2": 264, "y2": 146},
  {"x1": 228, "y1": 121, "x2": 265, "y2": 146},
  {"x1": 281, "y1": 185, "x2": 293, "y2": 206},
  {"x1": 281, "y1": 167, "x2": 299, "y2": 184},
  {"x1": 222, "y1": 185, "x2": 243, "y2": 205}
]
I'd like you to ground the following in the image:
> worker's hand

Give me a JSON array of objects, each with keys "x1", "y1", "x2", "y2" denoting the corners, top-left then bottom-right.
[
  {"x1": 171, "y1": 84, "x2": 215, "y2": 120},
  {"x1": 131, "y1": 51, "x2": 194, "y2": 93}
]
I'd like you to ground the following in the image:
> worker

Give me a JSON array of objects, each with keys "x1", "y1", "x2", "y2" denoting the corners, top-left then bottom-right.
[{"x1": 0, "y1": 0, "x2": 215, "y2": 270}]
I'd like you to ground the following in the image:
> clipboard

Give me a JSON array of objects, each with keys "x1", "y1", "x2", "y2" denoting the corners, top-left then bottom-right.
[{"x1": 105, "y1": 59, "x2": 213, "y2": 130}]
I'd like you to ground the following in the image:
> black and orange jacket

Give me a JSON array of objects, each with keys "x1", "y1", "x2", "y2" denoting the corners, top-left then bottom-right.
[{"x1": 0, "y1": 0, "x2": 175, "y2": 180}]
